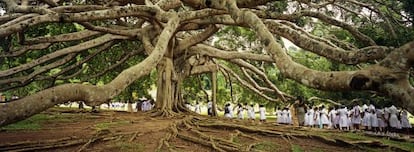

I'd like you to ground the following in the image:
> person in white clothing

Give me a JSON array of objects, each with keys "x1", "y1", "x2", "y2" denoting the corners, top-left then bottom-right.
[
  {"x1": 259, "y1": 105, "x2": 266, "y2": 122},
  {"x1": 224, "y1": 103, "x2": 232, "y2": 119},
  {"x1": 141, "y1": 100, "x2": 148, "y2": 111},
  {"x1": 307, "y1": 107, "x2": 315, "y2": 127},
  {"x1": 338, "y1": 105, "x2": 349, "y2": 131},
  {"x1": 370, "y1": 108, "x2": 379, "y2": 133},
  {"x1": 319, "y1": 105, "x2": 330, "y2": 128},
  {"x1": 350, "y1": 104, "x2": 361, "y2": 130},
  {"x1": 313, "y1": 107, "x2": 320, "y2": 128},
  {"x1": 304, "y1": 107, "x2": 310, "y2": 127},
  {"x1": 361, "y1": 107, "x2": 371, "y2": 131},
  {"x1": 400, "y1": 108, "x2": 412, "y2": 134},
  {"x1": 282, "y1": 107, "x2": 290, "y2": 124},
  {"x1": 383, "y1": 107, "x2": 390, "y2": 134},
  {"x1": 276, "y1": 107, "x2": 283, "y2": 124},
  {"x1": 376, "y1": 108, "x2": 386, "y2": 134},
  {"x1": 388, "y1": 105, "x2": 399, "y2": 136},
  {"x1": 194, "y1": 102, "x2": 201, "y2": 114},
  {"x1": 328, "y1": 106, "x2": 336, "y2": 129},
  {"x1": 237, "y1": 103, "x2": 244, "y2": 119},
  {"x1": 247, "y1": 104, "x2": 255, "y2": 121},
  {"x1": 207, "y1": 100, "x2": 213, "y2": 116}
]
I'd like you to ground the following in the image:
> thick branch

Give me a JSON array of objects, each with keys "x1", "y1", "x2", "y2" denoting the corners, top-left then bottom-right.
[
  {"x1": 0, "y1": 34, "x2": 128, "y2": 78},
  {"x1": 0, "y1": 12, "x2": 180, "y2": 127}
]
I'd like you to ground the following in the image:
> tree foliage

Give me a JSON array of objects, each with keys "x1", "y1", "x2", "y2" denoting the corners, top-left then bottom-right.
[{"x1": 0, "y1": 0, "x2": 414, "y2": 126}]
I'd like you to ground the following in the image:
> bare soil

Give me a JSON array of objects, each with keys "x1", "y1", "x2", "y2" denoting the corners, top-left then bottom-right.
[{"x1": 0, "y1": 108, "x2": 412, "y2": 152}]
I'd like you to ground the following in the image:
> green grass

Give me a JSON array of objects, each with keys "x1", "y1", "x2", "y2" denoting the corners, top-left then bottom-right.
[
  {"x1": 253, "y1": 141, "x2": 280, "y2": 151},
  {"x1": 94, "y1": 121, "x2": 130, "y2": 130},
  {"x1": 0, "y1": 113, "x2": 74, "y2": 130},
  {"x1": 291, "y1": 144, "x2": 304, "y2": 152}
]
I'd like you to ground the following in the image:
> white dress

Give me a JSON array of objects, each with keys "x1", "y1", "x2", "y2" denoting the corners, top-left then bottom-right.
[
  {"x1": 328, "y1": 109, "x2": 336, "y2": 128},
  {"x1": 304, "y1": 110, "x2": 309, "y2": 126},
  {"x1": 194, "y1": 104, "x2": 201, "y2": 114},
  {"x1": 320, "y1": 108, "x2": 330, "y2": 125},
  {"x1": 351, "y1": 106, "x2": 361, "y2": 124},
  {"x1": 388, "y1": 106, "x2": 400, "y2": 128},
  {"x1": 259, "y1": 107, "x2": 266, "y2": 120},
  {"x1": 282, "y1": 109, "x2": 290, "y2": 124},
  {"x1": 248, "y1": 106, "x2": 255, "y2": 119},
  {"x1": 276, "y1": 110, "x2": 283, "y2": 124},
  {"x1": 224, "y1": 106, "x2": 232, "y2": 118},
  {"x1": 401, "y1": 111, "x2": 412, "y2": 128},
  {"x1": 314, "y1": 110, "x2": 320, "y2": 126},
  {"x1": 361, "y1": 110, "x2": 371, "y2": 127},
  {"x1": 229, "y1": 105, "x2": 234, "y2": 118},
  {"x1": 370, "y1": 110, "x2": 379, "y2": 127},
  {"x1": 338, "y1": 108, "x2": 348, "y2": 128},
  {"x1": 238, "y1": 107, "x2": 244, "y2": 119},
  {"x1": 347, "y1": 110, "x2": 353, "y2": 127},
  {"x1": 307, "y1": 109, "x2": 315, "y2": 126},
  {"x1": 287, "y1": 110, "x2": 292, "y2": 124},
  {"x1": 376, "y1": 109, "x2": 386, "y2": 128}
]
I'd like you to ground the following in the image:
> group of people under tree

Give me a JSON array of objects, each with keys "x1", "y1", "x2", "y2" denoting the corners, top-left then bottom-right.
[
  {"x1": 223, "y1": 103, "x2": 267, "y2": 122},
  {"x1": 283, "y1": 98, "x2": 412, "y2": 137},
  {"x1": 135, "y1": 98, "x2": 154, "y2": 112},
  {"x1": 186, "y1": 96, "x2": 412, "y2": 137}
]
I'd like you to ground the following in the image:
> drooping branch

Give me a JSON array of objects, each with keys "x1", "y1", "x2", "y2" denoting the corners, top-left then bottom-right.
[
  {"x1": 0, "y1": 43, "x2": 52, "y2": 57},
  {"x1": 0, "y1": 34, "x2": 128, "y2": 78},
  {"x1": 218, "y1": 0, "x2": 414, "y2": 114},
  {"x1": 0, "y1": 12, "x2": 180, "y2": 127},
  {"x1": 189, "y1": 44, "x2": 274, "y2": 62},
  {"x1": 190, "y1": 15, "x2": 390, "y2": 64},
  {"x1": 0, "y1": 53, "x2": 77, "y2": 87},
  {"x1": 175, "y1": 25, "x2": 218, "y2": 54},
  {"x1": 24, "y1": 30, "x2": 102, "y2": 45},
  {"x1": 220, "y1": 64, "x2": 280, "y2": 102},
  {"x1": 252, "y1": 9, "x2": 377, "y2": 46},
  {"x1": 230, "y1": 59, "x2": 291, "y2": 101}
]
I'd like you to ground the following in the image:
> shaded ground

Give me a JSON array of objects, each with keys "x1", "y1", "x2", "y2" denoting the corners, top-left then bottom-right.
[{"x1": 0, "y1": 108, "x2": 413, "y2": 152}]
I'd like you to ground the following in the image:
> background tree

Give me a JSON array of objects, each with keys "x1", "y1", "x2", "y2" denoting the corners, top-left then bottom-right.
[{"x1": 0, "y1": 0, "x2": 413, "y2": 126}]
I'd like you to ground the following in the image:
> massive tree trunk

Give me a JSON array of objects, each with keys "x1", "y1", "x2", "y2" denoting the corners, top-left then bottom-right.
[
  {"x1": 152, "y1": 57, "x2": 190, "y2": 117},
  {"x1": 1, "y1": 0, "x2": 414, "y2": 126}
]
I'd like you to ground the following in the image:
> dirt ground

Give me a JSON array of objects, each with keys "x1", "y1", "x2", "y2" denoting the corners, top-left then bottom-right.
[{"x1": 0, "y1": 108, "x2": 413, "y2": 152}]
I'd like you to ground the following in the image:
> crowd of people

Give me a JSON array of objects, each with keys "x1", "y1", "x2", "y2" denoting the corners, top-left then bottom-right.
[
  {"x1": 221, "y1": 103, "x2": 267, "y2": 122},
  {"x1": 278, "y1": 100, "x2": 413, "y2": 137},
  {"x1": 196, "y1": 97, "x2": 412, "y2": 137}
]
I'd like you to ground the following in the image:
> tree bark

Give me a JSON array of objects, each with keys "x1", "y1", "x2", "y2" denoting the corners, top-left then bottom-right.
[{"x1": 211, "y1": 71, "x2": 218, "y2": 116}]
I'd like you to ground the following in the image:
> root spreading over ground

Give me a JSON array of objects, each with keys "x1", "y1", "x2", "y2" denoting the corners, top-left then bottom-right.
[{"x1": 0, "y1": 108, "x2": 412, "y2": 152}]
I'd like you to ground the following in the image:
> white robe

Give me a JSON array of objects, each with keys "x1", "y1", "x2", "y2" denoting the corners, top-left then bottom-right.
[
  {"x1": 361, "y1": 111, "x2": 371, "y2": 127},
  {"x1": 320, "y1": 108, "x2": 330, "y2": 125},
  {"x1": 248, "y1": 106, "x2": 255, "y2": 119},
  {"x1": 338, "y1": 108, "x2": 349, "y2": 128},
  {"x1": 351, "y1": 106, "x2": 361, "y2": 124},
  {"x1": 401, "y1": 111, "x2": 412, "y2": 128},
  {"x1": 259, "y1": 107, "x2": 266, "y2": 120},
  {"x1": 224, "y1": 106, "x2": 232, "y2": 118},
  {"x1": 314, "y1": 110, "x2": 320, "y2": 126},
  {"x1": 376, "y1": 109, "x2": 386, "y2": 128},
  {"x1": 194, "y1": 104, "x2": 201, "y2": 114},
  {"x1": 307, "y1": 109, "x2": 315, "y2": 126},
  {"x1": 276, "y1": 110, "x2": 283, "y2": 123},
  {"x1": 370, "y1": 111, "x2": 379, "y2": 127},
  {"x1": 388, "y1": 106, "x2": 400, "y2": 128},
  {"x1": 328, "y1": 109, "x2": 336, "y2": 128},
  {"x1": 238, "y1": 107, "x2": 244, "y2": 119}
]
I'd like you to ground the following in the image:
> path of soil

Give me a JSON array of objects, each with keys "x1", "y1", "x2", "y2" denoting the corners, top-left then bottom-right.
[{"x1": 0, "y1": 108, "x2": 412, "y2": 152}]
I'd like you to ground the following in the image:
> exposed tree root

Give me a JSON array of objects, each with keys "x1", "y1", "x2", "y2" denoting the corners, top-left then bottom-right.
[
  {"x1": 157, "y1": 116, "x2": 412, "y2": 152},
  {"x1": 0, "y1": 131, "x2": 134, "y2": 152}
]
